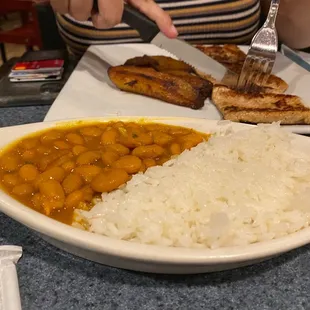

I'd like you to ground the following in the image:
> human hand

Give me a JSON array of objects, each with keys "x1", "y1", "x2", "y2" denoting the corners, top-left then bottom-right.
[{"x1": 49, "y1": 0, "x2": 178, "y2": 38}]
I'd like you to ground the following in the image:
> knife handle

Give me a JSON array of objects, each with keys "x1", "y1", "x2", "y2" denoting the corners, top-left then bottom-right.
[{"x1": 92, "y1": 1, "x2": 160, "y2": 42}]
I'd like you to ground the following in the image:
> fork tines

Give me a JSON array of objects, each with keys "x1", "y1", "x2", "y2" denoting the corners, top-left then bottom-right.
[
  {"x1": 236, "y1": 0, "x2": 280, "y2": 93},
  {"x1": 237, "y1": 53, "x2": 275, "y2": 93}
]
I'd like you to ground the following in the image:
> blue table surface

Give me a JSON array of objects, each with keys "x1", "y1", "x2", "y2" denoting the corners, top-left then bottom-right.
[{"x1": 0, "y1": 105, "x2": 309, "y2": 310}]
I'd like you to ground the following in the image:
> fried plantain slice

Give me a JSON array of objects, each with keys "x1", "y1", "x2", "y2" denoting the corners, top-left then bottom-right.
[
  {"x1": 162, "y1": 70, "x2": 212, "y2": 99},
  {"x1": 124, "y1": 55, "x2": 214, "y2": 96},
  {"x1": 108, "y1": 65, "x2": 204, "y2": 109},
  {"x1": 124, "y1": 55, "x2": 194, "y2": 73}
]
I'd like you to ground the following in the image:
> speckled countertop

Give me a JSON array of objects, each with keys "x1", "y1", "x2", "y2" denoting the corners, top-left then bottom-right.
[{"x1": 0, "y1": 105, "x2": 310, "y2": 310}]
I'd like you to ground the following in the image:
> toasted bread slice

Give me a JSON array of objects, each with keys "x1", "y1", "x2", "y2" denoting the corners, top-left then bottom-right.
[
  {"x1": 212, "y1": 85, "x2": 310, "y2": 125},
  {"x1": 196, "y1": 44, "x2": 245, "y2": 69},
  {"x1": 108, "y1": 66, "x2": 205, "y2": 109},
  {"x1": 196, "y1": 44, "x2": 288, "y2": 94}
]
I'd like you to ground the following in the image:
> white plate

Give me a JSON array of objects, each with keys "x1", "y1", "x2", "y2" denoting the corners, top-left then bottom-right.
[
  {"x1": 45, "y1": 44, "x2": 310, "y2": 134},
  {"x1": 1, "y1": 116, "x2": 310, "y2": 274}
]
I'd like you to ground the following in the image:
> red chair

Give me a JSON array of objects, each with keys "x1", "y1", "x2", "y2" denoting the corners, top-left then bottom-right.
[{"x1": 0, "y1": 0, "x2": 43, "y2": 62}]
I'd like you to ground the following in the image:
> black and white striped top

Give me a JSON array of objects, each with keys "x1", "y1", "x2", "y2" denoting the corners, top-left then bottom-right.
[{"x1": 56, "y1": 0, "x2": 261, "y2": 56}]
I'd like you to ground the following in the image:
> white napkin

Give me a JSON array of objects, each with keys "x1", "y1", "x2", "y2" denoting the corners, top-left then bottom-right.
[{"x1": 0, "y1": 246, "x2": 23, "y2": 310}]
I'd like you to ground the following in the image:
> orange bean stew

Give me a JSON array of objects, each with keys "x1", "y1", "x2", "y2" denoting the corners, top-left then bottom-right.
[{"x1": 0, "y1": 121, "x2": 210, "y2": 224}]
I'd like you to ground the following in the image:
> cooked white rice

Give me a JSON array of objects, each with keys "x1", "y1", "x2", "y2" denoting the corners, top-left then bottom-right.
[{"x1": 75, "y1": 124, "x2": 310, "y2": 249}]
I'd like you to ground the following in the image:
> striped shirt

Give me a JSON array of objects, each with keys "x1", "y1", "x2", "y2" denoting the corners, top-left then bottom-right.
[{"x1": 56, "y1": 0, "x2": 261, "y2": 57}]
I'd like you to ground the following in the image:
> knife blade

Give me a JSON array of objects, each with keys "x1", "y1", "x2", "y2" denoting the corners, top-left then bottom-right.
[
  {"x1": 92, "y1": 1, "x2": 230, "y2": 82},
  {"x1": 281, "y1": 44, "x2": 310, "y2": 72}
]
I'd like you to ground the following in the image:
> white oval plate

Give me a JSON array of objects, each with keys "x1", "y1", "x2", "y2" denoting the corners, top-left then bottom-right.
[{"x1": 0, "y1": 116, "x2": 310, "y2": 274}]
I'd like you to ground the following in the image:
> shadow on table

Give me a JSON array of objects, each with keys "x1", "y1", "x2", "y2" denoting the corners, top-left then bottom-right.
[{"x1": 1, "y1": 213, "x2": 309, "y2": 289}]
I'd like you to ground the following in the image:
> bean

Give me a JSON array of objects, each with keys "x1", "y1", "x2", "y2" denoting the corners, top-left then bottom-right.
[
  {"x1": 117, "y1": 126, "x2": 127, "y2": 137},
  {"x1": 152, "y1": 131, "x2": 173, "y2": 146},
  {"x1": 36, "y1": 145, "x2": 51, "y2": 155},
  {"x1": 66, "y1": 133, "x2": 84, "y2": 145},
  {"x1": 19, "y1": 138, "x2": 39, "y2": 150},
  {"x1": 49, "y1": 154, "x2": 74, "y2": 169},
  {"x1": 61, "y1": 160, "x2": 75, "y2": 172},
  {"x1": 38, "y1": 150, "x2": 69, "y2": 171},
  {"x1": 39, "y1": 157, "x2": 52, "y2": 171},
  {"x1": 97, "y1": 123, "x2": 108, "y2": 130},
  {"x1": 112, "y1": 155, "x2": 142, "y2": 174},
  {"x1": 39, "y1": 179, "x2": 65, "y2": 214},
  {"x1": 170, "y1": 143, "x2": 181, "y2": 155},
  {"x1": 101, "y1": 151, "x2": 119, "y2": 166},
  {"x1": 112, "y1": 121, "x2": 125, "y2": 128},
  {"x1": 19, "y1": 164, "x2": 39, "y2": 181},
  {"x1": 72, "y1": 145, "x2": 88, "y2": 156},
  {"x1": 39, "y1": 179, "x2": 64, "y2": 198},
  {"x1": 133, "y1": 131, "x2": 154, "y2": 146},
  {"x1": 54, "y1": 140, "x2": 71, "y2": 150},
  {"x1": 118, "y1": 128, "x2": 153, "y2": 148},
  {"x1": 178, "y1": 133, "x2": 203, "y2": 150},
  {"x1": 3, "y1": 173, "x2": 21, "y2": 187},
  {"x1": 132, "y1": 145, "x2": 165, "y2": 159},
  {"x1": 91, "y1": 168, "x2": 129, "y2": 193},
  {"x1": 76, "y1": 151, "x2": 101, "y2": 166},
  {"x1": 65, "y1": 190, "x2": 84, "y2": 208},
  {"x1": 80, "y1": 127, "x2": 102, "y2": 137},
  {"x1": 40, "y1": 200, "x2": 61, "y2": 217},
  {"x1": 182, "y1": 140, "x2": 198, "y2": 151},
  {"x1": 105, "y1": 144, "x2": 130, "y2": 156},
  {"x1": 40, "y1": 130, "x2": 62, "y2": 144},
  {"x1": 0, "y1": 154, "x2": 21, "y2": 172},
  {"x1": 124, "y1": 122, "x2": 140, "y2": 130},
  {"x1": 143, "y1": 158, "x2": 156, "y2": 168},
  {"x1": 42, "y1": 166, "x2": 65, "y2": 181},
  {"x1": 139, "y1": 163, "x2": 146, "y2": 173},
  {"x1": 35, "y1": 167, "x2": 65, "y2": 188},
  {"x1": 12, "y1": 183, "x2": 34, "y2": 196},
  {"x1": 75, "y1": 165, "x2": 101, "y2": 183},
  {"x1": 81, "y1": 185, "x2": 94, "y2": 201},
  {"x1": 101, "y1": 127, "x2": 118, "y2": 145},
  {"x1": 62, "y1": 173, "x2": 83, "y2": 194},
  {"x1": 156, "y1": 156, "x2": 170, "y2": 165},
  {"x1": 21, "y1": 150, "x2": 36, "y2": 161}
]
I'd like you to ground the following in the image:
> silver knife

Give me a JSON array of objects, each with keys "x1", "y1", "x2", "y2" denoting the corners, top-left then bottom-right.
[
  {"x1": 93, "y1": 2, "x2": 229, "y2": 82},
  {"x1": 281, "y1": 44, "x2": 310, "y2": 72}
]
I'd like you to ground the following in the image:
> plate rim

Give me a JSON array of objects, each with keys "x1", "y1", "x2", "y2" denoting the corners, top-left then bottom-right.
[{"x1": 1, "y1": 116, "x2": 310, "y2": 266}]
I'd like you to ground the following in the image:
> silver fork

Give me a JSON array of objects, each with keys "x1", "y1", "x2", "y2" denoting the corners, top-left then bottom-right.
[{"x1": 237, "y1": 0, "x2": 280, "y2": 92}]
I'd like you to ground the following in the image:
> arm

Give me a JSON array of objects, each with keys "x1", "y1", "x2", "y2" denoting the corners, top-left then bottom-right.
[{"x1": 261, "y1": 0, "x2": 310, "y2": 49}]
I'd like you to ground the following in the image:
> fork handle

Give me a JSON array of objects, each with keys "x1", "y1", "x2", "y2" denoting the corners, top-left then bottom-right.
[{"x1": 264, "y1": 0, "x2": 280, "y2": 28}]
